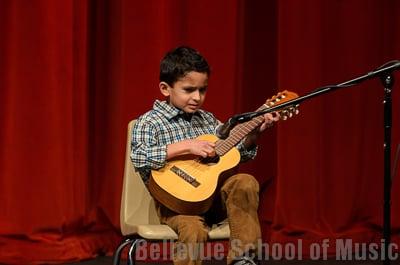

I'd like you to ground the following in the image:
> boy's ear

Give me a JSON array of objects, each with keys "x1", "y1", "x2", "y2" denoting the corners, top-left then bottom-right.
[{"x1": 159, "y1": 82, "x2": 171, "y2": 97}]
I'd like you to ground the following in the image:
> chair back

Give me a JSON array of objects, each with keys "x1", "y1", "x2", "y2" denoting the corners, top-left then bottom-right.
[{"x1": 120, "y1": 120, "x2": 161, "y2": 236}]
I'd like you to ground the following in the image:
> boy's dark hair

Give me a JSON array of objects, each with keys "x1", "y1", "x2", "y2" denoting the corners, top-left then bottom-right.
[{"x1": 160, "y1": 46, "x2": 210, "y2": 86}]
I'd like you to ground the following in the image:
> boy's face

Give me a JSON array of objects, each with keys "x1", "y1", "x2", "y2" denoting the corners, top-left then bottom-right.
[{"x1": 160, "y1": 71, "x2": 208, "y2": 113}]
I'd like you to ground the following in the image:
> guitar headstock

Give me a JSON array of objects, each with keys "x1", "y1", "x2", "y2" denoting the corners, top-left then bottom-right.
[{"x1": 264, "y1": 90, "x2": 300, "y2": 120}]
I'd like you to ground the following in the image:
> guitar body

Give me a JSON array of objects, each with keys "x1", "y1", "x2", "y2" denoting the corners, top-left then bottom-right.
[{"x1": 149, "y1": 134, "x2": 241, "y2": 215}]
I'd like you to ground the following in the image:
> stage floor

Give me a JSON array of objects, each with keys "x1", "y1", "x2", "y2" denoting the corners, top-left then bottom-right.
[{"x1": 66, "y1": 256, "x2": 400, "y2": 265}]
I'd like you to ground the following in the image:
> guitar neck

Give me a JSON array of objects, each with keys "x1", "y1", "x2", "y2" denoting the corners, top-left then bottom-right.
[
  {"x1": 216, "y1": 105, "x2": 266, "y2": 156},
  {"x1": 214, "y1": 90, "x2": 299, "y2": 156}
]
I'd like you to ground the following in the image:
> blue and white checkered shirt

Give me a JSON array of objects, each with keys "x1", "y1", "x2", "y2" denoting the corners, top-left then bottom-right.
[{"x1": 131, "y1": 100, "x2": 257, "y2": 183}]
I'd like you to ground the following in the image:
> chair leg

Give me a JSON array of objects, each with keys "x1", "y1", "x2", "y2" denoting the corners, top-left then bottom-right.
[
  {"x1": 112, "y1": 237, "x2": 135, "y2": 265},
  {"x1": 127, "y1": 239, "x2": 146, "y2": 265}
]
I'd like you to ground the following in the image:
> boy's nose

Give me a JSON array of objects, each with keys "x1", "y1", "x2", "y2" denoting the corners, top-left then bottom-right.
[{"x1": 192, "y1": 90, "x2": 201, "y2": 101}]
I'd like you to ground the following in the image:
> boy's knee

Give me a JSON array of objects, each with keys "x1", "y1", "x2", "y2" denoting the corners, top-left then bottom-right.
[{"x1": 228, "y1": 173, "x2": 259, "y2": 193}]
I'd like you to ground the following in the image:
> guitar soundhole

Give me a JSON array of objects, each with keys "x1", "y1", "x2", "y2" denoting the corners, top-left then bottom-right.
[{"x1": 199, "y1": 155, "x2": 220, "y2": 165}]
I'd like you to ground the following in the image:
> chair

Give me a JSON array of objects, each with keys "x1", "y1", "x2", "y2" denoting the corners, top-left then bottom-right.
[{"x1": 112, "y1": 120, "x2": 230, "y2": 265}]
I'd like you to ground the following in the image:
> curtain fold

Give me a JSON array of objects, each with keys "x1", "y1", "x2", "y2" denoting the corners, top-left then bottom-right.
[{"x1": 0, "y1": 0, "x2": 399, "y2": 263}]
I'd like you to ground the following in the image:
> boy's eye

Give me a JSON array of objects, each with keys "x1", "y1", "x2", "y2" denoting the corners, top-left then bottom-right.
[
  {"x1": 183, "y1": 86, "x2": 207, "y2": 93},
  {"x1": 199, "y1": 87, "x2": 207, "y2": 93}
]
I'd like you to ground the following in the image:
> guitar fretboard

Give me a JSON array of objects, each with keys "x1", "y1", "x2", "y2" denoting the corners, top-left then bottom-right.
[{"x1": 215, "y1": 105, "x2": 266, "y2": 156}]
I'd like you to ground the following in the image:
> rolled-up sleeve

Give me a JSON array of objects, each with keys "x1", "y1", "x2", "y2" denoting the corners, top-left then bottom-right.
[
  {"x1": 236, "y1": 140, "x2": 258, "y2": 162},
  {"x1": 130, "y1": 121, "x2": 167, "y2": 170}
]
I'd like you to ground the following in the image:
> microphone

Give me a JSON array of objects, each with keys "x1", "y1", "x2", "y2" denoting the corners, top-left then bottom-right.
[
  {"x1": 216, "y1": 118, "x2": 237, "y2": 139},
  {"x1": 216, "y1": 112, "x2": 258, "y2": 139},
  {"x1": 215, "y1": 110, "x2": 260, "y2": 140}
]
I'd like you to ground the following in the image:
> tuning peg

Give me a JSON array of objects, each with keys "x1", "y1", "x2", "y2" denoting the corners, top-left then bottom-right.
[
  {"x1": 281, "y1": 110, "x2": 288, "y2": 120},
  {"x1": 294, "y1": 105, "x2": 300, "y2": 115}
]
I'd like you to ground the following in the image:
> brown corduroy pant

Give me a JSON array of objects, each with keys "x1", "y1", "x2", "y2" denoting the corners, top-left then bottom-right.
[{"x1": 156, "y1": 173, "x2": 261, "y2": 265}]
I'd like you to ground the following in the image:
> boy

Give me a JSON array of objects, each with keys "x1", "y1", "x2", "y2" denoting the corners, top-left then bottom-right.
[{"x1": 131, "y1": 46, "x2": 279, "y2": 265}]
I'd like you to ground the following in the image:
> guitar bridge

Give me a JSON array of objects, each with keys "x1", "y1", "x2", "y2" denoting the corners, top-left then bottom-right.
[{"x1": 170, "y1": 166, "x2": 200, "y2": 187}]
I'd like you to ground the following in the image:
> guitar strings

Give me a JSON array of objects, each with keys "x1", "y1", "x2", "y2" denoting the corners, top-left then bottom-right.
[{"x1": 187, "y1": 116, "x2": 266, "y2": 177}]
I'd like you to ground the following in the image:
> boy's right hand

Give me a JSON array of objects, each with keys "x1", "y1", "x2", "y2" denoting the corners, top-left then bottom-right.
[
  {"x1": 166, "y1": 139, "x2": 216, "y2": 160},
  {"x1": 185, "y1": 139, "x2": 216, "y2": 158}
]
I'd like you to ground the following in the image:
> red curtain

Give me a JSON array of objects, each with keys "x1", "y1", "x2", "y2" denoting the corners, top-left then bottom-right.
[
  {"x1": 0, "y1": 0, "x2": 399, "y2": 263},
  {"x1": 274, "y1": 0, "x2": 400, "y2": 251}
]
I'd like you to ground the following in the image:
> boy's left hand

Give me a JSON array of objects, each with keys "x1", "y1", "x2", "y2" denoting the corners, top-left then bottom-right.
[
  {"x1": 259, "y1": 112, "x2": 280, "y2": 132},
  {"x1": 242, "y1": 112, "x2": 280, "y2": 150}
]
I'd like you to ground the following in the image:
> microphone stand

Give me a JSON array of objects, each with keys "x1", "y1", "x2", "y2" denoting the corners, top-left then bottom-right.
[
  {"x1": 381, "y1": 72, "x2": 394, "y2": 265},
  {"x1": 222, "y1": 60, "x2": 399, "y2": 264}
]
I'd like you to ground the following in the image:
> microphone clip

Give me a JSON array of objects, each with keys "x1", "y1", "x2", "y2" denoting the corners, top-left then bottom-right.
[{"x1": 216, "y1": 112, "x2": 255, "y2": 139}]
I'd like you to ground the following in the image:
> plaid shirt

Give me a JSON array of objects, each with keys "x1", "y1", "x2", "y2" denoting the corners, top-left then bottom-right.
[{"x1": 131, "y1": 100, "x2": 257, "y2": 183}]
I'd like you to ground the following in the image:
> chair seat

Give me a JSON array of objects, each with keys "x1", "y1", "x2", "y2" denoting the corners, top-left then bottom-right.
[
  {"x1": 130, "y1": 224, "x2": 179, "y2": 240},
  {"x1": 123, "y1": 222, "x2": 230, "y2": 241},
  {"x1": 208, "y1": 221, "x2": 230, "y2": 240}
]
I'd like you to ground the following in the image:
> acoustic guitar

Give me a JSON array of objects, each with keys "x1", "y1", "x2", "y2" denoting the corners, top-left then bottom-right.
[{"x1": 149, "y1": 90, "x2": 299, "y2": 215}]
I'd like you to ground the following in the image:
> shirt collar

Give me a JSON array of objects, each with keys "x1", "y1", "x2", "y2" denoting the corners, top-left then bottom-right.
[{"x1": 153, "y1": 100, "x2": 205, "y2": 120}]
